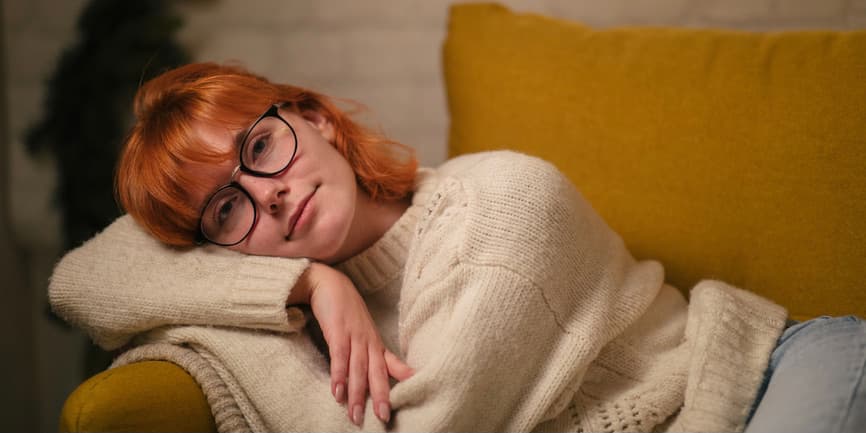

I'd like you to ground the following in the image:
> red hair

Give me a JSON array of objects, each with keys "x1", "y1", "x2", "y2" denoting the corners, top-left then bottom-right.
[{"x1": 116, "y1": 62, "x2": 418, "y2": 247}]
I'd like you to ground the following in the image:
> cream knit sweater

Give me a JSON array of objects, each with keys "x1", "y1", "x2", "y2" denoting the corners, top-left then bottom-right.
[{"x1": 50, "y1": 151, "x2": 787, "y2": 432}]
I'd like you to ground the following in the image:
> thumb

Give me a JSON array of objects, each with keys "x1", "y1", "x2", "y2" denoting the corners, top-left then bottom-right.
[{"x1": 384, "y1": 350, "x2": 415, "y2": 381}]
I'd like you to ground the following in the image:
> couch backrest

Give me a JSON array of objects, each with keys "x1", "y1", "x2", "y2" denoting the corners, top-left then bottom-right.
[{"x1": 443, "y1": 3, "x2": 866, "y2": 321}]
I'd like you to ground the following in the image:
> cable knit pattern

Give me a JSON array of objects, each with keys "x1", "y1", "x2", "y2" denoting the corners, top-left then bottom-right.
[{"x1": 50, "y1": 151, "x2": 787, "y2": 432}]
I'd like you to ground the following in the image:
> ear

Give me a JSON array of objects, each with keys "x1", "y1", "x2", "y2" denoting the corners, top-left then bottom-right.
[{"x1": 301, "y1": 110, "x2": 336, "y2": 143}]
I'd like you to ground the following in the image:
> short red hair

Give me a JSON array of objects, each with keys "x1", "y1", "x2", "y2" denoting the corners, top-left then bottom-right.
[{"x1": 116, "y1": 62, "x2": 418, "y2": 247}]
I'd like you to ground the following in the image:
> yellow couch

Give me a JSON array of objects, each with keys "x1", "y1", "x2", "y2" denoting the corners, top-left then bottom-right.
[{"x1": 59, "y1": 4, "x2": 866, "y2": 431}]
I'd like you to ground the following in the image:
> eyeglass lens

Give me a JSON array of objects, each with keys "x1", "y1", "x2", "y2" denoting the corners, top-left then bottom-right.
[
  {"x1": 201, "y1": 185, "x2": 256, "y2": 245},
  {"x1": 241, "y1": 115, "x2": 297, "y2": 174}
]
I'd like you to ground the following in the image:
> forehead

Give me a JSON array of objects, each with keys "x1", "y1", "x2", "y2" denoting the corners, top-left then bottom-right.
[{"x1": 194, "y1": 118, "x2": 239, "y2": 154}]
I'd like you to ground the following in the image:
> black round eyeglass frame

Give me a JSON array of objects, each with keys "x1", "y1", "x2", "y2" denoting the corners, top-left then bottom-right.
[{"x1": 194, "y1": 104, "x2": 298, "y2": 246}]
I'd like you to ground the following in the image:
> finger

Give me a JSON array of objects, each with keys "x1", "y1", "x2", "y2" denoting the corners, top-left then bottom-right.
[
  {"x1": 328, "y1": 335, "x2": 349, "y2": 403},
  {"x1": 348, "y1": 338, "x2": 368, "y2": 426},
  {"x1": 384, "y1": 350, "x2": 415, "y2": 382},
  {"x1": 367, "y1": 345, "x2": 391, "y2": 423}
]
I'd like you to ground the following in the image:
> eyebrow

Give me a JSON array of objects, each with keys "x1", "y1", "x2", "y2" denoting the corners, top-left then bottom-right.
[
  {"x1": 233, "y1": 127, "x2": 247, "y2": 151},
  {"x1": 233, "y1": 105, "x2": 273, "y2": 152},
  {"x1": 233, "y1": 108, "x2": 265, "y2": 151}
]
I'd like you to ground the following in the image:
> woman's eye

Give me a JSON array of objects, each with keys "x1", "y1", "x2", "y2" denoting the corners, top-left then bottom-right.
[
  {"x1": 248, "y1": 134, "x2": 271, "y2": 163},
  {"x1": 217, "y1": 197, "x2": 236, "y2": 225},
  {"x1": 253, "y1": 138, "x2": 266, "y2": 155}
]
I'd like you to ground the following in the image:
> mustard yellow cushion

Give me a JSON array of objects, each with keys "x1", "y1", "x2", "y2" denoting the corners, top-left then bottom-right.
[
  {"x1": 60, "y1": 361, "x2": 215, "y2": 432},
  {"x1": 443, "y1": 4, "x2": 866, "y2": 321}
]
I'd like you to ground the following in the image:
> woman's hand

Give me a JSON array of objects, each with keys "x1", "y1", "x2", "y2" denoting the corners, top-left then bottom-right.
[{"x1": 294, "y1": 263, "x2": 414, "y2": 426}]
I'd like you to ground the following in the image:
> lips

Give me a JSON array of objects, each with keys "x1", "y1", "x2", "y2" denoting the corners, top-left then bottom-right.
[{"x1": 286, "y1": 188, "x2": 317, "y2": 239}]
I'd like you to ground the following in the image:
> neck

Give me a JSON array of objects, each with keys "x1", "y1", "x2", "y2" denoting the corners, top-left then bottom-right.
[{"x1": 331, "y1": 188, "x2": 411, "y2": 264}]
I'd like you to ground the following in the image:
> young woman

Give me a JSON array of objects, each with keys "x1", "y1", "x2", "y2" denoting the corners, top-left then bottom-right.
[{"x1": 50, "y1": 62, "x2": 865, "y2": 433}]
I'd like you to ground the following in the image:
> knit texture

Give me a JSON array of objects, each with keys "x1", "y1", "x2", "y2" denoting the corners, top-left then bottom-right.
[
  {"x1": 49, "y1": 216, "x2": 310, "y2": 350},
  {"x1": 50, "y1": 151, "x2": 787, "y2": 432}
]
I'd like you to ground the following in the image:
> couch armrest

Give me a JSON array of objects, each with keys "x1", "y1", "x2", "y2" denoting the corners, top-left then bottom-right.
[{"x1": 60, "y1": 361, "x2": 216, "y2": 432}]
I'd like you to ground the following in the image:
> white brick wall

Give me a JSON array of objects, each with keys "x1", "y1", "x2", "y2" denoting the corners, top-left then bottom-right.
[{"x1": 2, "y1": 0, "x2": 865, "y2": 431}]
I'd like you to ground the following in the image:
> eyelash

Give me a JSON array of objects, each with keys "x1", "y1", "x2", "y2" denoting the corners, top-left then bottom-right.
[{"x1": 213, "y1": 196, "x2": 235, "y2": 224}]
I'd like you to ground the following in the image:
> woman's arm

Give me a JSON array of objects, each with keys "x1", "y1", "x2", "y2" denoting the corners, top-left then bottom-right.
[
  {"x1": 294, "y1": 262, "x2": 414, "y2": 424},
  {"x1": 49, "y1": 215, "x2": 310, "y2": 350},
  {"x1": 385, "y1": 152, "x2": 662, "y2": 431},
  {"x1": 49, "y1": 215, "x2": 413, "y2": 424},
  {"x1": 389, "y1": 265, "x2": 577, "y2": 431}
]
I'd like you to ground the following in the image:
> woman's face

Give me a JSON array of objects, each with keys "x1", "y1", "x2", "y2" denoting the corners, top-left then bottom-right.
[{"x1": 190, "y1": 107, "x2": 360, "y2": 262}]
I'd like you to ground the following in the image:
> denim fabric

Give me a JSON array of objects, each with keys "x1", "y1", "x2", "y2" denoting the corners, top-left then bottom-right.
[{"x1": 744, "y1": 315, "x2": 866, "y2": 433}]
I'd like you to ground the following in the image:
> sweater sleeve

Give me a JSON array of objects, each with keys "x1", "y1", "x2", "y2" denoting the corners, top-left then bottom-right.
[
  {"x1": 48, "y1": 215, "x2": 310, "y2": 350},
  {"x1": 389, "y1": 264, "x2": 578, "y2": 432},
  {"x1": 387, "y1": 152, "x2": 662, "y2": 431}
]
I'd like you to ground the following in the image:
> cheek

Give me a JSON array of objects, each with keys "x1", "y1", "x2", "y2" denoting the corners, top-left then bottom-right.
[
  {"x1": 231, "y1": 218, "x2": 283, "y2": 255},
  {"x1": 308, "y1": 198, "x2": 341, "y2": 237},
  {"x1": 311, "y1": 192, "x2": 353, "y2": 240}
]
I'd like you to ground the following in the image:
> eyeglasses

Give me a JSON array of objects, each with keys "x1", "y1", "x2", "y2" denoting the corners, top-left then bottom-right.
[{"x1": 196, "y1": 104, "x2": 298, "y2": 246}]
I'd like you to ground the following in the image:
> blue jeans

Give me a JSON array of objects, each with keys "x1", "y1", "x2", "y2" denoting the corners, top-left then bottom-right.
[{"x1": 744, "y1": 315, "x2": 866, "y2": 433}]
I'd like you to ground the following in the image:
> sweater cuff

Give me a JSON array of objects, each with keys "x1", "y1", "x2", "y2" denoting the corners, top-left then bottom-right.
[
  {"x1": 679, "y1": 280, "x2": 787, "y2": 432},
  {"x1": 224, "y1": 255, "x2": 311, "y2": 332}
]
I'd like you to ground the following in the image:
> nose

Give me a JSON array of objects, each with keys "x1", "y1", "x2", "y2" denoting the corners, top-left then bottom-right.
[{"x1": 237, "y1": 173, "x2": 287, "y2": 214}]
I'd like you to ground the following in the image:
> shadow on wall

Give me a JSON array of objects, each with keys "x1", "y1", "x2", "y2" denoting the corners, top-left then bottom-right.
[{"x1": 24, "y1": 0, "x2": 189, "y2": 377}]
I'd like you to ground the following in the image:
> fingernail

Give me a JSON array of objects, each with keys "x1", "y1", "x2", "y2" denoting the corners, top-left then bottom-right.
[
  {"x1": 378, "y1": 402, "x2": 391, "y2": 423},
  {"x1": 334, "y1": 383, "x2": 345, "y2": 403},
  {"x1": 352, "y1": 404, "x2": 364, "y2": 425}
]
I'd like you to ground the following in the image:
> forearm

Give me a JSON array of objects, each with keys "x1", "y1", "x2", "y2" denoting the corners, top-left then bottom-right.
[
  {"x1": 49, "y1": 215, "x2": 311, "y2": 350},
  {"x1": 286, "y1": 262, "x2": 326, "y2": 305}
]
